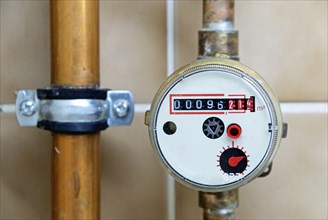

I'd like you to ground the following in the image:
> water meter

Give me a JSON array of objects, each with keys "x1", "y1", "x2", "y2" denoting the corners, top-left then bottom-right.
[{"x1": 145, "y1": 58, "x2": 286, "y2": 192}]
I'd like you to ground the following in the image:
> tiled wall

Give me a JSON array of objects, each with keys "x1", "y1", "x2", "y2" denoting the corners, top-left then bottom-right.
[{"x1": 1, "y1": 1, "x2": 327, "y2": 219}]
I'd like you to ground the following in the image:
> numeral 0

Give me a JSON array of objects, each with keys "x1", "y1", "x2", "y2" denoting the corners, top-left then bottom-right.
[
  {"x1": 174, "y1": 100, "x2": 180, "y2": 110},
  {"x1": 196, "y1": 100, "x2": 202, "y2": 109},
  {"x1": 186, "y1": 100, "x2": 192, "y2": 109}
]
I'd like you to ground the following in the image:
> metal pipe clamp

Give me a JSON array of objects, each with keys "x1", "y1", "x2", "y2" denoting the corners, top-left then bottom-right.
[{"x1": 16, "y1": 88, "x2": 134, "y2": 134}]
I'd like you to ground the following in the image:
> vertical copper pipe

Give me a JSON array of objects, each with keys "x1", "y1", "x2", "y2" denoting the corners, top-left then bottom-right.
[
  {"x1": 199, "y1": 1, "x2": 239, "y2": 220},
  {"x1": 203, "y1": 0, "x2": 234, "y2": 28},
  {"x1": 51, "y1": 0, "x2": 99, "y2": 86},
  {"x1": 50, "y1": 1, "x2": 100, "y2": 219},
  {"x1": 52, "y1": 135, "x2": 100, "y2": 219},
  {"x1": 199, "y1": 0, "x2": 238, "y2": 60}
]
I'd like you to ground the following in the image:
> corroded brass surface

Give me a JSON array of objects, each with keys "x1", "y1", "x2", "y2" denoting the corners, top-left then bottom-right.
[
  {"x1": 203, "y1": 211, "x2": 234, "y2": 220},
  {"x1": 199, "y1": 0, "x2": 238, "y2": 60},
  {"x1": 198, "y1": 30, "x2": 238, "y2": 59},
  {"x1": 50, "y1": 0, "x2": 100, "y2": 219},
  {"x1": 200, "y1": 190, "x2": 238, "y2": 220},
  {"x1": 199, "y1": 190, "x2": 238, "y2": 209}
]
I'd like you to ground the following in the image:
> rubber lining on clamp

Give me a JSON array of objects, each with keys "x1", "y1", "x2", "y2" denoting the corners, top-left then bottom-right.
[
  {"x1": 37, "y1": 120, "x2": 109, "y2": 134},
  {"x1": 37, "y1": 87, "x2": 109, "y2": 100}
]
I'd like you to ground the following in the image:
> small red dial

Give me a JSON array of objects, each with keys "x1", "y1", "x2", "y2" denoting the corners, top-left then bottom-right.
[
  {"x1": 227, "y1": 124, "x2": 242, "y2": 139},
  {"x1": 217, "y1": 141, "x2": 250, "y2": 175}
]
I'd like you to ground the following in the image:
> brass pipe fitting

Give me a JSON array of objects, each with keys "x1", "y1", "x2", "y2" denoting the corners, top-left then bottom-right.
[
  {"x1": 198, "y1": 30, "x2": 238, "y2": 59},
  {"x1": 199, "y1": 190, "x2": 239, "y2": 220},
  {"x1": 199, "y1": 0, "x2": 238, "y2": 60}
]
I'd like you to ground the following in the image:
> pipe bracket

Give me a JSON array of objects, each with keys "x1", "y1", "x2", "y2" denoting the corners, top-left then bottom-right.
[{"x1": 16, "y1": 88, "x2": 134, "y2": 134}]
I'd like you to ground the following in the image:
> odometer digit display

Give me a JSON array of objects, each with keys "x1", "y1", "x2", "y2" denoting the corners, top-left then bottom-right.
[{"x1": 170, "y1": 95, "x2": 255, "y2": 114}]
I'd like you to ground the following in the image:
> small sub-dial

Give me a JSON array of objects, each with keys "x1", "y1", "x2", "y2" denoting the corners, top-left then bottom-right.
[
  {"x1": 217, "y1": 141, "x2": 250, "y2": 175},
  {"x1": 203, "y1": 117, "x2": 225, "y2": 139}
]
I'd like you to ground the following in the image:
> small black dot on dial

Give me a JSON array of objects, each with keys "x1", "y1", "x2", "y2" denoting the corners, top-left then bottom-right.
[{"x1": 163, "y1": 121, "x2": 177, "y2": 135}]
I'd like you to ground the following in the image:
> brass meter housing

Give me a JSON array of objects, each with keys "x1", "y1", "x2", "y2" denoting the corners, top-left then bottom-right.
[{"x1": 145, "y1": 58, "x2": 285, "y2": 192}]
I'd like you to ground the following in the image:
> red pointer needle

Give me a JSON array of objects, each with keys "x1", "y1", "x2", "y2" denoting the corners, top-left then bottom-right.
[{"x1": 228, "y1": 156, "x2": 245, "y2": 167}]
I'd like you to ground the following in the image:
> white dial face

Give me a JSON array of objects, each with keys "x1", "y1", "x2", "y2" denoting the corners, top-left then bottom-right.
[{"x1": 149, "y1": 61, "x2": 282, "y2": 192}]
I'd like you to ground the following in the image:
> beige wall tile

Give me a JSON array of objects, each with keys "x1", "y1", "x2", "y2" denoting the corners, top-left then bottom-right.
[
  {"x1": 0, "y1": 1, "x2": 167, "y2": 104},
  {"x1": 237, "y1": 1, "x2": 327, "y2": 102},
  {"x1": 0, "y1": 114, "x2": 51, "y2": 219},
  {"x1": 0, "y1": 1, "x2": 50, "y2": 103},
  {"x1": 100, "y1": 114, "x2": 166, "y2": 219},
  {"x1": 1, "y1": 1, "x2": 327, "y2": 220},
  {"x1": 176, "y1": 1, "x2": 327, "y2": 101},
  {"x1": 237, "y1": 113, "x2": 327, "y2": 219},
  {"x1": 99, "y1": 1, "x2": 167, "y2": 103},
  {"x1": 0, "y1": 114, "x2": 166, "y2": 219},
  {"x1": 176, "y1": 113, "x2": 328, "y2": 219}
]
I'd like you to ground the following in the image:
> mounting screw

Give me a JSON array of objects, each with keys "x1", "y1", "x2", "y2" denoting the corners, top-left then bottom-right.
[
  {"x1": 19, "y1": 100, "x2": 37, "y2": 116},
  {"x1": 113, "y1": 99, "x2": 129, "y2": 118}
]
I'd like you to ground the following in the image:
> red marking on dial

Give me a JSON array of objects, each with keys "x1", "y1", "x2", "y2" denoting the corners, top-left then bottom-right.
[{"x1": 228, "y1": 156, "x2": 245, "y2": 167}]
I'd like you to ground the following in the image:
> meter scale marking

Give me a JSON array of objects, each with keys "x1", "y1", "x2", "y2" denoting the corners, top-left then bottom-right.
[{"x1": 169, "y1": 94, "x2": 255, "y2": 115}]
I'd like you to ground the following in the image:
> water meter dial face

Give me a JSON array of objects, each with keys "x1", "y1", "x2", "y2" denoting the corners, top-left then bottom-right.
[{"x1": 147, "y1": 59, "x2": 283, "y2": 192}]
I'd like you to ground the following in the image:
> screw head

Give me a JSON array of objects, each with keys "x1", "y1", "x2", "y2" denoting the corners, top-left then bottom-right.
[
  {"x1": 19, "y1": 100, "x2": 37, "y2": 116},
  {"x1": 113, "y1": 99, "x2": 129, "y2": 118}
]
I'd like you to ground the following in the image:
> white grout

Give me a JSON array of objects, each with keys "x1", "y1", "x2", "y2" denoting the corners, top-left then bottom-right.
[
  {"x1": 0, "y1": 104, "x2": 16, "y2": 113},
  {"x1": 166, "y1": 0, "x2": 176, "y2": 219},
  {"x1": 134, "y1": 103, "x2": 151, "y2": 113},
  {"x1": 1, "y1": 102, "x2": 327, "y2": 114},
  {"x1": 280, "y1": 102, "x2": 327, "y2": 114}
]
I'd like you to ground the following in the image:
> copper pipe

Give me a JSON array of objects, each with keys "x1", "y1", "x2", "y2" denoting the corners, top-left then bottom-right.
[
  {"x1": 203, "y1": 0, "x2": 234, "y2": 29},
  {"x1": 199, "y1": 0, "x2": 238, "y2": 60},
  {"x1": 52, "y1": 135, "x2": 100, "y2": 219},
  {"x1": 199, "y1": 1, "x2": 239, "y2": 220},
  {"x1": 51, "y1": 0, "x2": 99, "y2": 86},
  {"x1": 50, "y1": 1, "x2": 100, "y2": 219}
]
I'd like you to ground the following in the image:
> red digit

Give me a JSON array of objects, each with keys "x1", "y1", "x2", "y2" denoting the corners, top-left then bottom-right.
[{"x1": 229, "y1": 100, "x2": 235, "y2": 110}]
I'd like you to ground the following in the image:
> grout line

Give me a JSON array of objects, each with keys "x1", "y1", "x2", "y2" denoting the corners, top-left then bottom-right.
[
  {"x1": 1, "y1": 102, "x2": 327, "y2": 115},
  {"x1": 0, "y1": 104, "x2": 16, "y2": 113},
  {"x1": 166, "y1": 0, "x2": 176, "y2": 219},
  {"x1": 280, "y1": 102, "x2": 327, "y2": 114}
]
